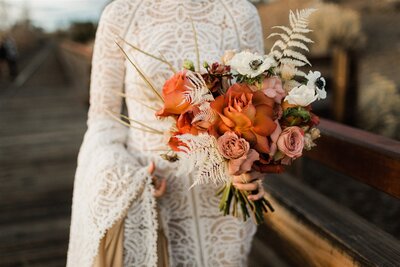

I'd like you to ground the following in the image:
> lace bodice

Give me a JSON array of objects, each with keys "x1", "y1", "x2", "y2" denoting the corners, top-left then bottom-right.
[{"x1": 67, "y1": 0, "x2": 264, "y2": 266}]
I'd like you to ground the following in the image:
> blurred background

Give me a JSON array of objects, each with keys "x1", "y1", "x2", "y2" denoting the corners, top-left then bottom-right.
[{"x1": 0, "y1": 0, "x2": 399, "y2": 266}]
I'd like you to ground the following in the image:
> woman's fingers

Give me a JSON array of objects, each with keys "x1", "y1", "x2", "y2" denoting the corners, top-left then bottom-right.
[
  {"x1": 232, "y1": 172, "x2": 264, "y2": 184},
  {"x1": 248, "y1": 184, "x2": 265, "y2": 201},
  {"x1": 232, "y1": 173, "x2": 251, "y2": 184},
  {"x1": 153, "y1": 178, "x2": 167, "y2": 198},
  {"x1": 233, "y1": 178, "x2": 266, "y2": 201},
  {"x1": 233, "y1": 180, "x2": 258, "y2": 191},
  {"x1": 148, "y1": 162, "x2": 167, "y2": 198},
  {"x1": 148, "y1": 161, "x2": 155, "y2": 175}
]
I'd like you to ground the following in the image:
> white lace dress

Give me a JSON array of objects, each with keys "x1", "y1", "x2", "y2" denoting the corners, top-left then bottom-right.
[{"x1": 67, "y1": 0, "x2": 264, "y2": 266}]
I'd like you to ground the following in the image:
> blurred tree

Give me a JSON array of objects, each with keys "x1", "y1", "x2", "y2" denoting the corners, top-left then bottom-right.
[
  {"x1": 309, "y1": 3, "x2": 365, "y2": 56},
  {"x1": 357, "y1": 73, "x2": 400, "y2": 140},
  {"x1": 68, "y1": 22, "x2": 97, "y2": 44}
]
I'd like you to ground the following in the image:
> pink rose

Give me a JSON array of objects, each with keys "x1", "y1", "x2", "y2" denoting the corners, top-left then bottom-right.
[
  {"x1": 277, "y1": 126, "x2": 304, "y2": 165},
  {"x1": 262, "y1": 76, "x2": 286, "y2": 104},
  {"x1": 217, "y1": 132, "x2": 260, "y2": 175}
]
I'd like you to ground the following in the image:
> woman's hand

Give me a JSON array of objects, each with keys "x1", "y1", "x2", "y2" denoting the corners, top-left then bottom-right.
[
  {"x1": 232, "y1": 172, "x2": 265, "y2": 201},
  {"x1": 148, "y1": 162, "x2": 167, "y2": 198}
]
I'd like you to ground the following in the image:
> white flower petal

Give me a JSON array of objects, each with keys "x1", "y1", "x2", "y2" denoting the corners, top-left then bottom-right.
[
  {"x1": 285, "y1": 85, "x2": 317, "y2": 106},
  {"x1": 316, "y1": 87, "x2": 327, "y2": 100},
  {"x1": 228, "y1": 51, "x2": 273, "y2": 78}
]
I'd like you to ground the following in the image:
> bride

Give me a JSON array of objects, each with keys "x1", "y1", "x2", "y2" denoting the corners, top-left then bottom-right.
[{"x1": 67, "y1": 0, "x2": 267, "y2": 266}]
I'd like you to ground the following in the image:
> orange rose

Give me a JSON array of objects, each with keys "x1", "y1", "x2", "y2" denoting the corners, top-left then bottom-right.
[
  {"x1": 211, "y1": 83, "x2": 277, "y2": 154},
  {"x1": 176, "y1": 106, "x2": 200, "y2": 135},
  {"x1": 156, "y1": 71, "x2": 191, "y2": 117}
]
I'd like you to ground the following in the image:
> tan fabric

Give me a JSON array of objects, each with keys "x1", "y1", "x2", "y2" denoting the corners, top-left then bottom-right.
[
  {"x1": 93, "y1": 218, "x2": 124, "y2": 267},
  {"x1": 93, "y1": 215, "x2": 169, "y2": 267},
  {"x1": 157, "y1": 219, "x2": 169, "y2": 267}
]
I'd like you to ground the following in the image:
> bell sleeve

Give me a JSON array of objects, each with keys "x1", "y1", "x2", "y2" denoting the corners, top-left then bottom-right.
[{"x1": 67, "y1": 3, "x2": 159, "y2": 267}]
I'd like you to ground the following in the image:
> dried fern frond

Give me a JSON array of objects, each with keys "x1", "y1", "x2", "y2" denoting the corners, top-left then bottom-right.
[
  {"x1": 268, "y1": 8, "x2": 316, "y2": 73},
  {"x1": 176, "y1": 134, "x2": 228, "y2": 188},
  {"x1": 192, "y1": 102, "x2": 217, "y2": 125},
  {"x1": 183, "y1": 71, "x2": 214, "y2": 106}
]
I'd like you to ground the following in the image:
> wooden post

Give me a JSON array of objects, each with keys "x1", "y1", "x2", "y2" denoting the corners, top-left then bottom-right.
[
  {"x1": 332, "y1": 47, "x2": 348, "y2": 122},
  {"x1": 332, "y1": 47, "x2": 358, "y2": 124}
]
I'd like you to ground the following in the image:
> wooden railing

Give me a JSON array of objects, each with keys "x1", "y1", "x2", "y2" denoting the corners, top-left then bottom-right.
[
  {"x1": 306, "y1": 119, "x2": 400, "y2": 199},
  {"x1": 254, "y1": 119, "x2": 400, "y2": 267}
]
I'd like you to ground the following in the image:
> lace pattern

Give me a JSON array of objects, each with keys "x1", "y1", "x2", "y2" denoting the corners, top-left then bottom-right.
[{"x1": 67, "y1": 0, "x2": 264, "y2": 266}]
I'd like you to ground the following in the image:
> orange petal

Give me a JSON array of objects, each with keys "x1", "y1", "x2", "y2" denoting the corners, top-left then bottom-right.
[
  {"x1": 168, "y1": 136, "x2": 186, "y2": 152},
  {"x1": 227, "y1": 83, "x2": 253, "y2": 96},
  {"x1": 253, "y1": 91, "x2": 275, "y2": 108},
  {"x1": 241, "y1": 130, "x2": 257, "y2": 144},
  {"x1": 157, "y1": 94, "x2": 190, "y2": 116},
  {"x1": 217, "y1": 109, "x2": 234, "y2": 128},
  {"x1": 224, "y1": 108, "x2": 252, "y2": 131},
  {"x1": 215, "y1": 121, "x2": 232, "y2": 135},
  {"x1": 210, "y1": 95, "x2": 225, "y2": 113},
  {"x1": 253, "y1": 105, "x2": 276, "y2": 136},
  {"x1": 253, "y1": 133, "x2": 270, "y2": 154},
  {"x1": 242, "y1": 104, "x2": 256, "y2": 122}
]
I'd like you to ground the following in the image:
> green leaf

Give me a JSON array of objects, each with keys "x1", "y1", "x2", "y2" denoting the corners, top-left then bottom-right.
[
  {"x1": 236, "y1": 74, "x2": 264, "y2": 86},
  {"x1": 283, "y1": 107, "x2": 311, "y2": 122}
]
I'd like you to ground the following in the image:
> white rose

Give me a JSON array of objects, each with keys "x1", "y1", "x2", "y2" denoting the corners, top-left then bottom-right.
[
  {"x1": 228, "y1": 51, "x2": 275, "y2": 78},
  {"x1": 284, "y1": 85, "x2": 317, "y2": 106}
]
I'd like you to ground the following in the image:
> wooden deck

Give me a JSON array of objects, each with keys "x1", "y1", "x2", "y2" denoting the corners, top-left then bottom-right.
[{"x1": 0, "y1": 43, "x2": 87, "y2": 267}]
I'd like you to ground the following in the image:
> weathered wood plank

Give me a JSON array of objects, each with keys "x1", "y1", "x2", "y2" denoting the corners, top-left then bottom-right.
[
  {"x1": 305, "y1": 119, "x2": 400, "y2": 198},
  {"x1": 250, "y1": 233, "x2": 291, "y2": 267},
  {"x1": 0, "y1": 43, "x2": 81, "y2": 267},
  {"x1": 261, "y1": 174, "x2": 400, "y2": 267},
  {"x1": 0, "y1": 130, "x2": 84, "y2": 164},
  {"x1": 0, "y1": 161, "x2": 75, "y2": 191},
  {"x1": 0, "y1": 189, "x2": 72, "y2": 225},
  {"x1": 0, "y1": 217, "x2": 69, "y2": 267}
]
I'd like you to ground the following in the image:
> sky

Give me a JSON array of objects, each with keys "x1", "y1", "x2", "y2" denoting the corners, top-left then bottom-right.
[{"x1": 1, "y1": 0, "x2": 110, "y2": 31}]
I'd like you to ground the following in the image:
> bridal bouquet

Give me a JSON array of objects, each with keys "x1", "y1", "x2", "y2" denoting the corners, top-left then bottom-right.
[{"x1": 114, "y1": 9, "x2": 326, "y2": 224}]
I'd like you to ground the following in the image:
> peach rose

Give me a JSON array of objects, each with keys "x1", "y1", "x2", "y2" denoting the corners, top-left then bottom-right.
[
  {"x1": 277, "y1": 126, "x2": 304, "y2": 164},
  {"x1": 156, "y1": 71, "x2": 191, "y2": 117},
  {"x1": 262, "y1": 76, "x2": 286, "y2": 104},
  {"x1": 217, "y1": 132, "x2": 260, "y2": 175},
  {"x1": 211, "y1": 83, "x2": 276, "y2": 154}
]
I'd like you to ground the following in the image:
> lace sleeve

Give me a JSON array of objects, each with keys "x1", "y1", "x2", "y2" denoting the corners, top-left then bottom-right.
[
  {"x1": 228, "y1": 0, "x2": 265, "y2": 54},
  {"x1": 67, "y1": 2, "x2": 158, "y2": 267}
]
